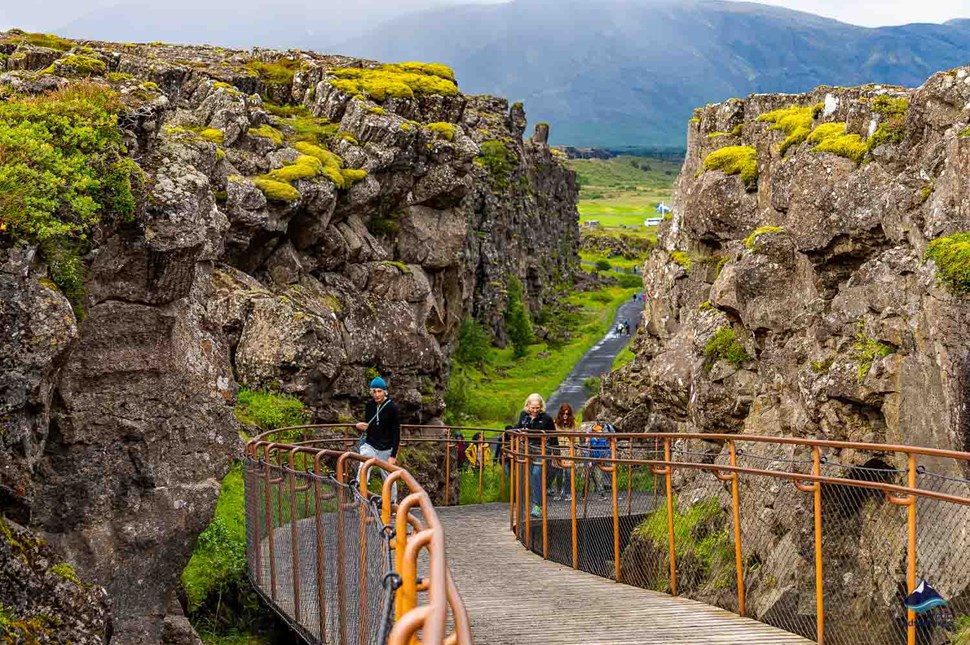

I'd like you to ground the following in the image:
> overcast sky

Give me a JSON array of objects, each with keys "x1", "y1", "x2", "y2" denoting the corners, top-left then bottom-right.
[{"x1": 0, "y1": 0, "x2": 967, "y2": 33}]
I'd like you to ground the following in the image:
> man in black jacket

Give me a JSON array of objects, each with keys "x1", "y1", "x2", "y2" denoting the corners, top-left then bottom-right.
[{"x1": 355, "y1": 376, "x2": 400, "y2": 500}]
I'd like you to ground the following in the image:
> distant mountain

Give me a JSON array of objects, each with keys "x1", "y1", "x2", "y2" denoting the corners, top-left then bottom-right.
[
  {"x1": 52, "y1": 0, "x2": 488, "y2": 50},
  {"x1": 336, "y1": 0, "x2": 970, "y2": 147}
]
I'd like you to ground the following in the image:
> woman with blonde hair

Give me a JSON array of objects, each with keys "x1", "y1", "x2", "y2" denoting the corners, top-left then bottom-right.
[
  {"x1": 551, "y1": 403, "x2": 576, "y2": 501},
  {"x1": 512, "y1": 393, "x2": 555, "y2": 517}
]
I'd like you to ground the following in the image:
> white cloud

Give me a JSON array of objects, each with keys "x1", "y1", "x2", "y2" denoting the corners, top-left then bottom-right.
[{"x1": 728, "y1": 0, "x2": 970, "y2": 27}]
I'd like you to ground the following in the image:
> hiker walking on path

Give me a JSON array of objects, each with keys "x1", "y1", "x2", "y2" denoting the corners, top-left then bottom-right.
[
  {"x1": 355, "y1": 376, "x2": 400, "y2": 499},
  {"x1": 514, "y1": 393, "x2": 555, "y2": 518},
  {"x1": 551, "y1": 403, "x2": 577, "y2": 501}
]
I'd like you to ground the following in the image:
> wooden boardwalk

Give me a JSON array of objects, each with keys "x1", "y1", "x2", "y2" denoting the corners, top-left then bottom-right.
[{"x1": 437, "y1": 503, "x2": 810, "y2": 644}]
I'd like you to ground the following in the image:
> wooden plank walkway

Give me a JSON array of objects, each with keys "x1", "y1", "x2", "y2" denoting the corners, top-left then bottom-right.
[{"x1": 437, "y1": 503, "x2": 810, "y2": 644}]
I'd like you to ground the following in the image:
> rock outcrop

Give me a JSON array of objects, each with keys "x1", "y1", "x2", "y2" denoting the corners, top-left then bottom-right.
[
  {"x1": 0, "y1": 31, "x2": 578, "y2": 642},
  {"x1": 599, "y1": 71, "x2": 970, "y2": 638}
]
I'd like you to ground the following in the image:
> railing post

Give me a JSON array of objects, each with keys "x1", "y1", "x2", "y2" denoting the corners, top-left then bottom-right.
[
  {"x1": 263, "y1": 445, "x2": 278, "y2": 602},
  {"x1": 335, "y1": 454, "x2": 350, "y2": 645},
  {"x1": 500, "y1": 433, "x2": 506, "y2": 498},
  {"x1": 907, "y1": 454, "x2": 917, "y2": 645},
  {"x1": 570, "y1": 440, "x2": 578, "y2": 569},
  {"x1": 445, "y1": 434, "x2": 451, "y2": 506},
  {"x1": 524, "y1": 436, "x2": 531, "y2": 548},
  {"x1": 509, "y1": 434, "x2": 516, "y2": 532},
  {"x1": 541, "y1": 435, "x2": 548, "y2": 559},
  {"x1": 611, "y1": 437, "x2": 620, "y2": 582},
  {"x1": 793, "y1": 445, "x2": 824, "y2": 644},
  {"x1": 812, "y1": 447, "x2": 824, "y2": 645},
  {"x1": 479, "y1": 433, "x2": 485, "y2": 503},
  {"x1": 288, "y1": 452, "x2": 302, "y2": 624},
  {"x1": 728, "y1": 442, "x2": 745, "y2": 616},
  {"x1": 312, "y1": 454, "x2": 327, "y2": 642},
  {"x1": 886, "y1": 453, "x2": 918, "y2": 645},
  {"x1": 664, "y1": 437, "x2": 677, "y2": 596}
]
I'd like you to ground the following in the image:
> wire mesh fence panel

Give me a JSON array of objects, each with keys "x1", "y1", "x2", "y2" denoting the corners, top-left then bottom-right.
[
  {"x1": 915, "y1": 469, "x2": 970, "y2": 644},
  {"x1": 244, "y1": 458, "x2": 392, "y2": 645}
]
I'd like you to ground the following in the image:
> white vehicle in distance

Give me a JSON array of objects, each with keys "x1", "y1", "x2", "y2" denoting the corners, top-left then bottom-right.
[{"x1": 643, "y1": 217, "x2": 665, "y2": 226}]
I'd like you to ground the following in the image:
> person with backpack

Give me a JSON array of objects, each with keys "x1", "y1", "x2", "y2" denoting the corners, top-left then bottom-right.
[
  {"x1": 354, "y1": 376, "x2": 400, "y2": 500},
  {"x1": 583, "y1": 421, "x2": 613, "y2": 499}
]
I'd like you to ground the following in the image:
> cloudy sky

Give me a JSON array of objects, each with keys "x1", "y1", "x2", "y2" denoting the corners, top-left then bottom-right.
[{"x1": 0, "y1": 0, "x2": 967, "y2": 33}]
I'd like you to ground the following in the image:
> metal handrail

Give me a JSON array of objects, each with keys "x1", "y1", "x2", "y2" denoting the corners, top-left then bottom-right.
[{"x1": 243, "y1": 436, "x2": 472, "y2": 645}]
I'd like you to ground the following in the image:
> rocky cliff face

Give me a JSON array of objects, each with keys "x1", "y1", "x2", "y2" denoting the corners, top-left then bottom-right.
[
  {"x1": 0, "y1": 31, "x2": 578, "y2": 642},
  {"x1": 598, "y1": 70, "x2": 970, "y2": 637}
]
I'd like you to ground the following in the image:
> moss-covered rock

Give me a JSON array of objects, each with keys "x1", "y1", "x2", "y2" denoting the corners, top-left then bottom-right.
[{"x1": 702, "y1": 146, "x2": 758, "y2": 186}]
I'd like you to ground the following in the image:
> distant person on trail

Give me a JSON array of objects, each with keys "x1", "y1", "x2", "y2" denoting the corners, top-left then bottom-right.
[
  {"x1": 465, "y1": 432, "x2": 492, "y2": 469},
  {"x1": 551, "y1": 403, "x2": 577, "y2": 501},
  {"x1": 624, "y1": 319, "x2": 631, "y2": 335},
  {"x1": 513, "y1": 393, "x2": 555, "y2": 518},
  {"x1": 583, "y1": 421, "x2": 613, "y2": 499},
  {"x1": 355, "y1": 376, "x2": 400, "y2": 500}
]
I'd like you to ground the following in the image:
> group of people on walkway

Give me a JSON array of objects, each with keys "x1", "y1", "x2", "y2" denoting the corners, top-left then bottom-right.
[
  {"x1": 509, "y1": 393, "x2": 615, "y2": 518},
  {"x1": 352, "y1": 376, "x2": 615, "y2": 517}
]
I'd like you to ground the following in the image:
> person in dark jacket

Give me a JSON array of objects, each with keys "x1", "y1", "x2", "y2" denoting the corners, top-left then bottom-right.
[
  {"x1": 514, "y1": 393, "x2": 555, "y2": 518},
  {"x1": 355, "y1": 376, "x2": 400, "y2": 500}
]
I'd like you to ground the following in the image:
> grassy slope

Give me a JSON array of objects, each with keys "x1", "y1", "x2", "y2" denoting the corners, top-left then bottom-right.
[{"x1": 456, "y1": 284, "x2": 637, "y2": 430}]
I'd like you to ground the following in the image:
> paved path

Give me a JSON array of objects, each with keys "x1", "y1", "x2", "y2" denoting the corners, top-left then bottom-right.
[
  {"x1": 438, "y1": 503, "x2": 810, "y2": 644},
  {"x1": 547, "y1": 296, "x2": 643, "y2": 414}
]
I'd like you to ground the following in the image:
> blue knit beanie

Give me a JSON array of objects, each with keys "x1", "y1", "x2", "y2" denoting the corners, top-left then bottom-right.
[{"x1": 369, "y1": 376, "x2": 387, "y2": 391}]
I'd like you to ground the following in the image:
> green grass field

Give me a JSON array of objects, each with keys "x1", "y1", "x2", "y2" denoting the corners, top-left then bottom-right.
[
  {"x1": 449, "y1": 284, "x2": 637, "y2": 429},
  {"x1": 571, "y1": 155, "x2": 680, "y2": 226}
]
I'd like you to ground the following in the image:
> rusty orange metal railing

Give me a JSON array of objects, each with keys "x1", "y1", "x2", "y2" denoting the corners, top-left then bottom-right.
[
  {"x1": 507, "y1": 430, "x2": 970, "y2": 645},
  {"x1": 243, "y1": 423, "x2": 970, "y2": 644},
  {"x1": 243, "y1": 427, "x2": 472, "y2": 645}
]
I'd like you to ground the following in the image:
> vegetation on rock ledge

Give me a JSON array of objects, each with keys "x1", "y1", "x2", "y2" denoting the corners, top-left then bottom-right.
[
  {"x1": 926, "y1": 231, "x2": 970, "y2": 293},
  {"x1": 327, "y1": 62, "x2": 458, "y2": 101},
  {"x1": 702, "y1": 146, "x2": 758, "y2": 186},
  {"x1": 704, "y1": 327, "x2": 749, "y2": 368}
]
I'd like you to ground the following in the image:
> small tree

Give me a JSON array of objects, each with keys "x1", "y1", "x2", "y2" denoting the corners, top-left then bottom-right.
[
  {"x1": 505, "y1": 276, "x2": 533, "y2": 358},
  {"x1": 455, "y1": 318, "x2": 492, "y2": 367}
]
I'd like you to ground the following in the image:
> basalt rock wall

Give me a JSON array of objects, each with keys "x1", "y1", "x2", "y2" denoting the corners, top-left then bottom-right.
[
  {"x1": 598, "y1": 69, "x2": 970, "y2": 638},
  {"x1": 0, "y1": 34, "x2": 578, "y2": 642}
]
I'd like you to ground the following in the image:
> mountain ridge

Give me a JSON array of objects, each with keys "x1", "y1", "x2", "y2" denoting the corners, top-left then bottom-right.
[{"x1": 336, "y1": 0, "x2": 970, "y2": 146}]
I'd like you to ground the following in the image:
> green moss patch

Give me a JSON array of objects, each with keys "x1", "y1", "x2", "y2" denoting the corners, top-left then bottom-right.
[
  {"x1": 704, "y1": 327, "x2": 749, "y2": 368},
  {"x1": 0, "y1": 31, "x2": 72, "y2": 51},
  {"x1": 811, "y1": 126, "x2": 868, "y2": 164},
  {"x1": 252, "y1": 178, "x2": 300, "y2": 203},
  {"x1": 702, "y1": 146, "x2": 758, "y2": 186},
  {"x1": 327, "y1": 63, "x2": 458, "y2": 102},
  {"x1": 47, "y1": 562, "x2": 79, "y2": 585},
  {"x1": 248, "y1": 124, "x2": 283, "y2": 145},
  {"x1": 757, "y1": 105, "x2": 819, "y2": 155},
  {"x1": 426, "y1": 122, "x2": 455, "y2": 141},
  {"x1": 868, "y1": 95, "x2": 908, "y2": 151},
  {"x1": 45, "y1": 55, "x2": 106, "y2": 77},
  {"x1": 245, "y1": 58, "x2": 300, "y2": 87},
  {"x1": 670, "y1": 251, "x2": 691, "y2": 271},
  {"x1": 853, "y1": 322, "x2": 894, "y2": 381},
  {"x1": 476, "y1": 140, "x2": 514, "y2": 187},
  {"x1": 743, "y1": 226, "x2": 784, "y2": 250},
  {"x1": 199, "y1": 128, "x2": 224, "y2": 144},
  {"x1": 234, "y1": 388, "x2": 308, "y2": 431},
  {"x1": 264, "y1": 155, "x2": 323, "y2": 183},
  {"x1": 926, "y1": 231, "x2": 970, "y2": 293}
]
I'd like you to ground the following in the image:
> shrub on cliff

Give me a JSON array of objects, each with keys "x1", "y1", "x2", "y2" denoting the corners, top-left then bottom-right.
[
  {"x1": 0, "y1": 83, "x2": 140, "y2": 317},
  {"x1": 505, "y1": 276, "x2": 534, "y2": 358},
  {"x1": 476, "y1": 140, "x2": 514, "y2": 187},
  {"x1": 234, "y1": 388, "x2": 309, "y2": 432},
  {"x1": 926, "y1": 231, "x2": 970, "y2": 293},
  {"x1": 704, "y1": 327, "x2": 749, "y2": 368},
  {"x1": 702, "y1": 146, "x2": 758, "y2": 187}
]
